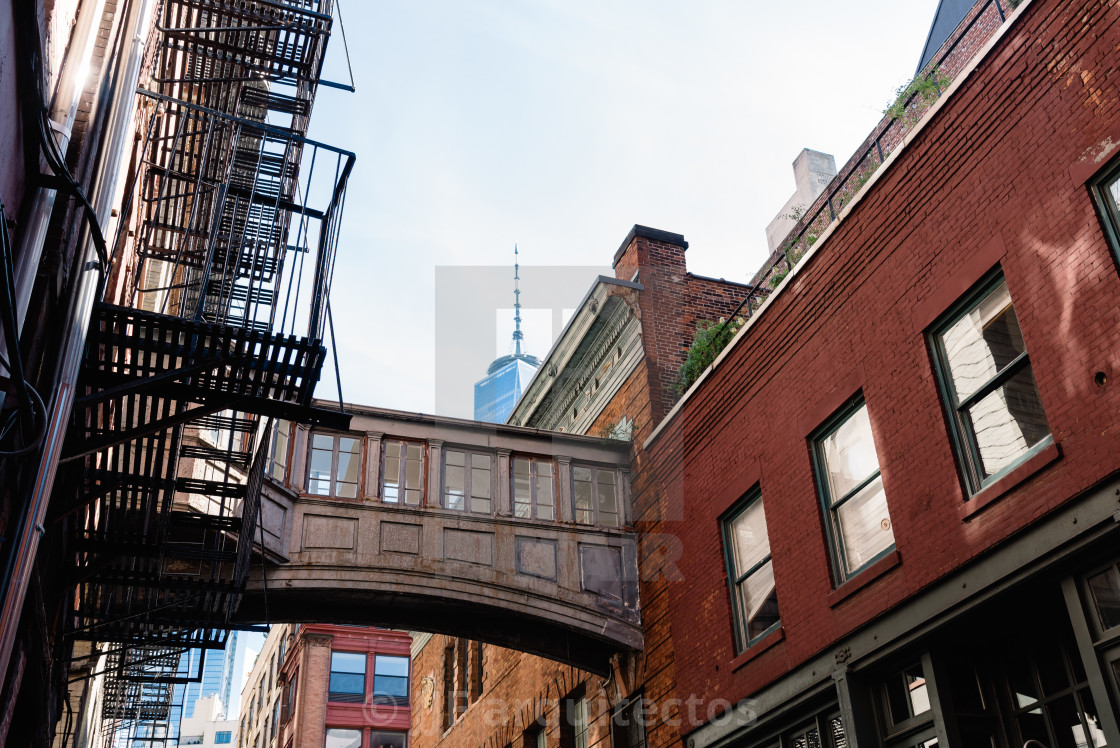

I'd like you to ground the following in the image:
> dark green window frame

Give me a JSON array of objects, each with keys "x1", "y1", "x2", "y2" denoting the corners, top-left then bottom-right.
[
  {"x1": 811, "y1": 395, "x2": 895, "y2": 584},
  {"x1": 1091, "y1": 156, "x2": 1120, "y2": 264},
  {"x1": 928, "y1": 270, "x2": 1051, "y2": 495},
  {"x1": 721, "y1": 488, "x2": 780, "y2": 652}
]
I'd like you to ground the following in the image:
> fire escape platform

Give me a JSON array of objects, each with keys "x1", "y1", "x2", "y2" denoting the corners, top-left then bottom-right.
[{"x1": 73, "y1": 303, "x2": 349, "y2": 440}]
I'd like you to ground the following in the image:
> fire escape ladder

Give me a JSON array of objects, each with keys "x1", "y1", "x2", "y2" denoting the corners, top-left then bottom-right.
[{"x1": 58, "y1": 0, "x2": 352, "y2": 734}]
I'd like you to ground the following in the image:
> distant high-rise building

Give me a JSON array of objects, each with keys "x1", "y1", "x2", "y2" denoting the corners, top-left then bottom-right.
[
  {"x1": 473, "y1": 246, "x2": 540, "y2": 423},
  {"x1": 179, "y1": 631, "x2": 259, "y2": 721}
]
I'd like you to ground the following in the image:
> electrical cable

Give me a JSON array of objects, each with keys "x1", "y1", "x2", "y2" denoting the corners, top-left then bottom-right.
[
  {"x1": 0, "y1": 385, "x2": 45, "y2": 458},
  {"x1": 0, "y1": 198, "x2": 47, "y2": 457},
  {"x1": 37, "y1": 110, "x2": 110, "y2": 281}
]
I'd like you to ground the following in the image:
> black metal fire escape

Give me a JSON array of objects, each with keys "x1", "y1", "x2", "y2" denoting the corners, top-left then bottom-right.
[{"x1": 54, "y1": 0, "x2": 353, "y2": 739}]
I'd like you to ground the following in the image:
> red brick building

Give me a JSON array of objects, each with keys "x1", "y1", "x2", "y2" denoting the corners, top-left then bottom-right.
[
  {"x1": 278, "y1": 625, "x2": 413, "y2": 748},
  {"x1": 408, "y1": 227, "x2": 755, "y2": 748},
  {"x1": 642, "y1": 0, "x2": 1120, "y2": 745}
]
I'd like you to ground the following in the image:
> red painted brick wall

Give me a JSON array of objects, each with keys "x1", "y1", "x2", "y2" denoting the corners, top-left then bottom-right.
[{"x1": 646, "y1": 0, "x2": 1120, "y2": 717}]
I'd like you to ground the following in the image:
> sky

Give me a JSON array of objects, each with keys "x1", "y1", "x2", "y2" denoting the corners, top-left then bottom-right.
[{"x1": 306, "y1": 0, "x2": 943, "y2": 416}]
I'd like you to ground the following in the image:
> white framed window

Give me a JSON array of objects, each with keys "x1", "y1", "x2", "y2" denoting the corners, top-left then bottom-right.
[
  {"x1": 382, "y1": 439, "x2": 424, "y2": 505},
  {"x1": 513, "y1": 457, "x2": 555, "y2": 520},
  {"x1": 572, "y1": 466, "x2": 620, "y2": 527},
  {"x1": 307, "y1": 433, "x2": 361, "y2": 498},
  {"x1": 444, "y1": 449, "x2": 493, "y2": 513},
  {"x1": 268, "y1": 420, "x2": 290, "y2": 481}
]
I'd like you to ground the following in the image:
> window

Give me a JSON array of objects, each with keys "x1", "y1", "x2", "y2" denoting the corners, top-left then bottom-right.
[
  {"x1": 722, "y1": 490, "x2": 779, "y2": 651},
  {"x1": 182, "y1": 738, "x2": 203, "y2": 746},
  {"x1": 612, "y1": 693, "x2": 648, "y2": 748},
  {"x1": 786, "y1": 711, "x2": 847, "y2": 748},
  {"x1": 308, "y1": 433, "x2": 361, "y2": 498},
  {"x1": 523, "y1": 724, "x2": 546, "y2": 748},
  {"x1": 444, "y1": 449, "x2": 493, "y2": 513},
  {"x1": 470, "y1": 642, "x2": 484, "y2": 701},
  {"x1": 328, "y1": 652, "x2": 366, "y2": 703},
  {"x1": 268, "y1": 420, "x2": 290, "y2": 481},
  {"x1": 1086, "y1": 562, "x2": 1120, "y2": 632},
  {"x1": 513, "y1": 457, "x2": 555, "y2": 520},
  {"x1": 138, "y1": 258, "x2": 172, "y2": 313},
  {"x1": 572, "y1": 466, "x2": 620, "y2": 527},
  {"x1": 382, "y1": 440, "x2": 423, "y2": 505},
  {"x1": 812, "y1": 398, "x2": 895, "y2": 581},
  {"x1": 442, "y1": 644, "x2": 456, "y2": 730},
  {"x1": 215, "y1": 732, "x2": 233, "y2": 745},
  {"x1": 876, "y1": 661, "x2": 936, "y2": 747},
  {"x1": 560, "y1": 693, "x2": 589, "y2": 748},
  {"x1": 1092, "y1": 157, "x2": 1120, "y2": 262},
  {"x1": 930, "y1": 273, "x2": 1051, "y2": 493},
  {"x1": 281, "y1": 672, "x2": 297, "y2": 723},
  {"x1": 369, "y1": 733, "x2": 406, "y2": 748},
  {"x1": 373, "y1": 654, "x2": 409, "y2": 705},
  {"x1": 1000, "y1": 633, "x2": 1107, "y2": 748},
  {"x1": 325, "y1": 729, "x2": 362, "y2": 748}
]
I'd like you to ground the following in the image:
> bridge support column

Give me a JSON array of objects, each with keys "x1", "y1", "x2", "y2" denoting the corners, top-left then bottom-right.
[
  {"x1": 428, "y1": 439, "x2": 444, "y2": 508},
  {"x1": 557, "y1": 456, "x2": 573, "y2": 523},
  {"x1": 620, "y1": 467, "x2": 633, "y2": 525},
  {"x1": 364, "y1": 431, "x2": 384, "y2": 500},
  {"x1": 497, "y1": 449, "x2": 512, "y2": 515},
  {"x1": 291, "y1": 424, "x2": 310, "y2": 490}
]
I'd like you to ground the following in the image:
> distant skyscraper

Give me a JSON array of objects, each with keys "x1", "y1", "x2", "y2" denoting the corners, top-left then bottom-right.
[
  {"x1": 474, "y1": 246, "x2": 540, "y2": 423},
  {"x1": 178, "y1": 630, "x2": 259, "y2": 721}
]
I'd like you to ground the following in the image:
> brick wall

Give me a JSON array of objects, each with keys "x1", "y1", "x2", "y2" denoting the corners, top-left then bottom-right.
[
  {"x1": 645, "y1": 0, "x2": 1120, "y2": 719},
  {"x1": 281, "y1": 625, "x2": 412, "y2": 748},
  {"x1": 612, "y1": 227, "x2": 756, "y2": 424},
  {"x1": 410, "y1": 637, "x2": 613, "y2": 748}
]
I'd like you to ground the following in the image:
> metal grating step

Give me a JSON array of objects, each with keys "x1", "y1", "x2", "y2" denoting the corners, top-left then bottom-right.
[
  {"x1": 179, "y1": 444, "x2": 252, "y2": 470},
  {"x1": 176, "y1": 477, "x2": 248, "y2": 499}
]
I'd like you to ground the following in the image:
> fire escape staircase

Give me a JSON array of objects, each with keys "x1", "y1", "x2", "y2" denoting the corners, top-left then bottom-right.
[{"x1": 54, "y1": 0, "x2": 354, "y2": 734}]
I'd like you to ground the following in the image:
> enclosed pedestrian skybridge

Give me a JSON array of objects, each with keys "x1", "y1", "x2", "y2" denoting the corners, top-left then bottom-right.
[{"x1": 233, "y1": 402, "x2": 641, "y2": 673}]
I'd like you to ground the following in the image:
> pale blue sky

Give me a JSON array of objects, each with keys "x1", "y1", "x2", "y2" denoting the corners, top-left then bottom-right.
[{"x1": 307, "y1": 0, "x2": 942, "y2": 414}]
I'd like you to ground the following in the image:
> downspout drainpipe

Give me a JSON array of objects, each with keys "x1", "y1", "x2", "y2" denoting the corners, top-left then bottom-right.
[
  {"x1": 0, "y1": 0, "x2": 158, "y2": 689},
  {"x1": 7, "y1": 0, "x2": 108, "y2": 338}
]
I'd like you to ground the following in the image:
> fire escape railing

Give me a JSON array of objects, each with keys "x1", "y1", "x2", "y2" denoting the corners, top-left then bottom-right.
[{"x1": 57, "y1": 0, "x2": 353, "y2": 739}]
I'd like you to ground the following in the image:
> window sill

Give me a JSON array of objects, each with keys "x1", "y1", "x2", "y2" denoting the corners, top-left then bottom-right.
[
  {"x1": 730, "y1": 626, "x2": 784, "y2": 672},
  {"x1": 827, "y1": 550, "x2": 901, "y2": 608},
  {"x1": 299, "y1": 492, "x2": 362, "y2": 503},
  {"x1": 958, "y1": 439, "x2": 1061, "y2": 521}
]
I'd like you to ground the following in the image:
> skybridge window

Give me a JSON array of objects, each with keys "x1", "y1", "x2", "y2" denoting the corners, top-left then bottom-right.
[
  {"x1": 308, "y1": 433, "x2": 361, "y2": 498},
  {"x1": 513, "y1": 457, "x2": 555, "y2": 520}
]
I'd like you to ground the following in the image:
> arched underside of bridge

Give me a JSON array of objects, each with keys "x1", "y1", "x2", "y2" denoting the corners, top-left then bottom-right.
[
  {"x1": 234, "y1": 582, "x2": 635, "y2": 675},
  {"x1": 235, "y1": 496, "x2": 643, "y2": 675}
]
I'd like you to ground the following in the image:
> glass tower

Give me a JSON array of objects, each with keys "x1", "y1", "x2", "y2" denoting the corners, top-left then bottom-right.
[
  {"x1": 474, "y1": 246, "x2": 540, "y2": 423},
  {"x1": 474, "y1": 355, "x2": 539, "y2": 423}
]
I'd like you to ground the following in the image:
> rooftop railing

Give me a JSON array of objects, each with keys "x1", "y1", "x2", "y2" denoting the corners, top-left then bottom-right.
[{"x1": 693, "y1": 0, "x2": 1013, "y2": 370}]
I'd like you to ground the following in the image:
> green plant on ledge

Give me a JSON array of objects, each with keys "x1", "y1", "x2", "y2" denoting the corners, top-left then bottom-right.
[
  {"x1": 884, "y1": 68, "x2": 953, "y2": 122},
  {"x1": 675, "y1": 316, "x2": 746, "y2": 395}
]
